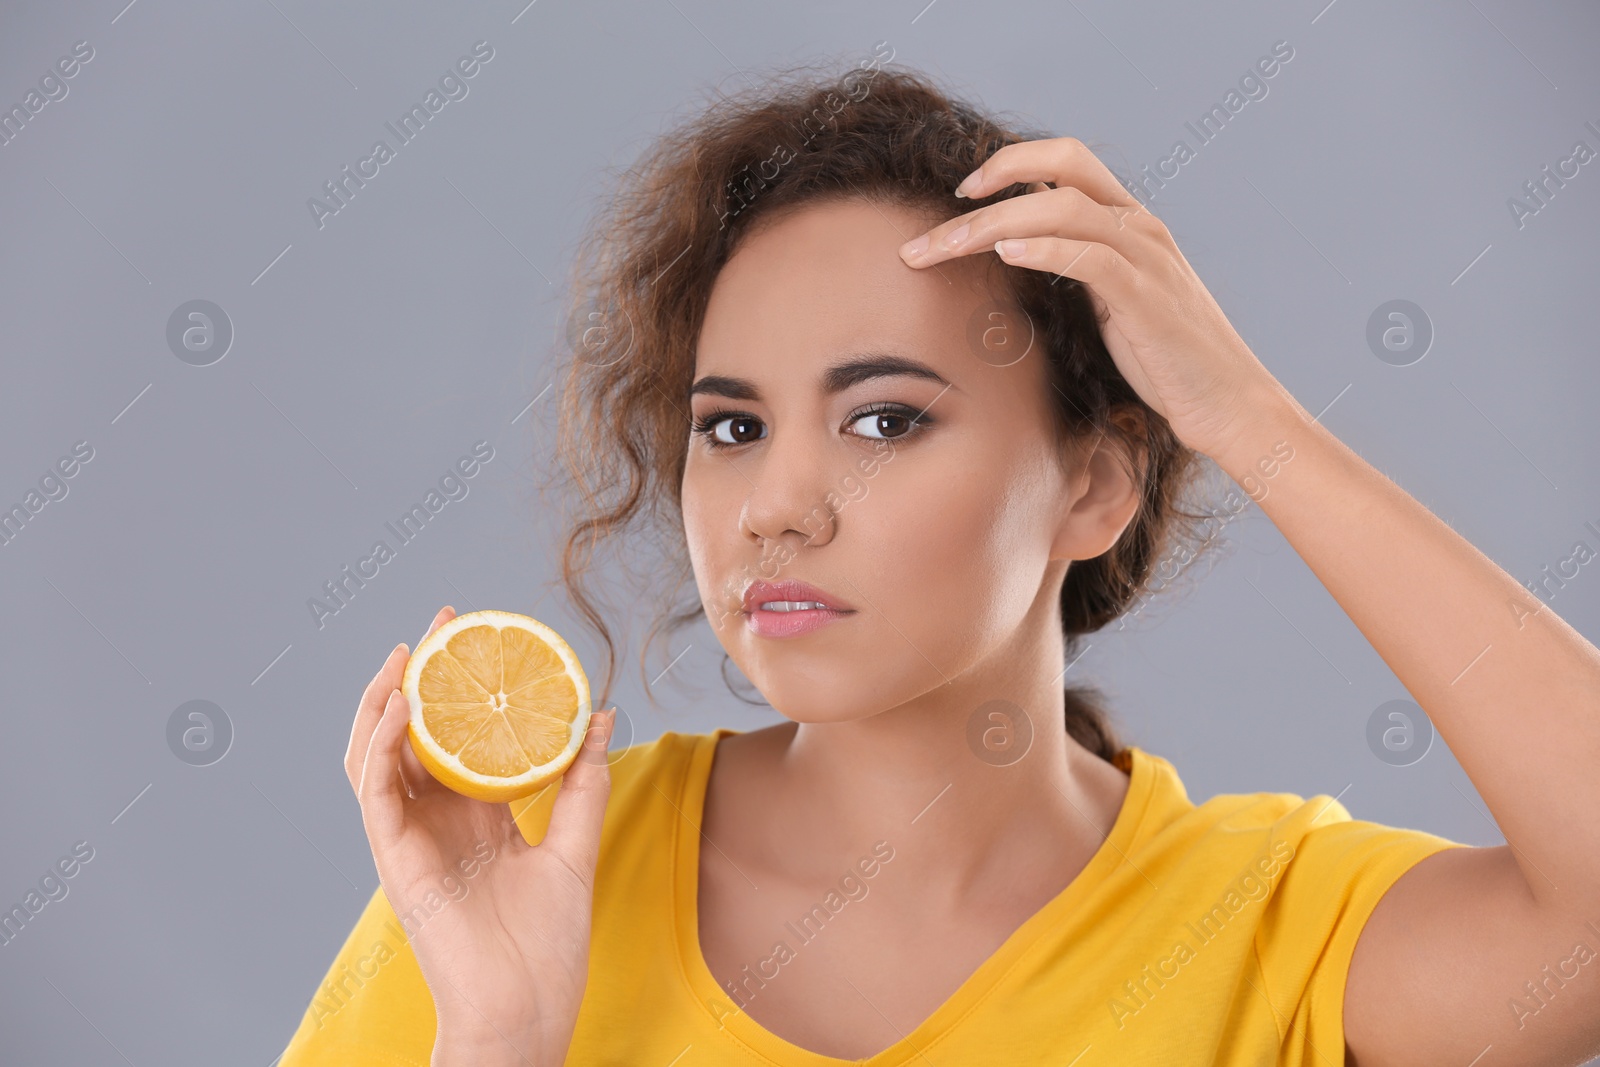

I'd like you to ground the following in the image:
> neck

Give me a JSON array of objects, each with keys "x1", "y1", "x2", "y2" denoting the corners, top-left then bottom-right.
[{"x1": 744, "y1": 593, "x2": 1126, "y2": 906}]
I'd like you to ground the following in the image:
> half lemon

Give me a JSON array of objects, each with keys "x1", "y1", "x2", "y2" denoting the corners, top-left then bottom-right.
[{"x1": 401, "y1": 609, "x2": 591, "y2": 803}]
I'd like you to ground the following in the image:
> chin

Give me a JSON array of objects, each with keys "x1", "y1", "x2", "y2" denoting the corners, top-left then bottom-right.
[
  {"x1": 735, "y1": 651, "x2": 928, "y2": 726},
  {"x1": 768, "y1": 700, "x2": 875, "y2": 726},
  {"x1": 715, "y1": 599, "x2": 983, "y2": 723},
  {"x1": 739, "y1": 667, "x2": 857, "y2": 723}
]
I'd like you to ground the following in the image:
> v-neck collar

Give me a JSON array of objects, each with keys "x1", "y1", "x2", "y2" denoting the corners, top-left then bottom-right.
[{"x1": 669, "y1": 728, "x2": 1156, "y2": 1066}]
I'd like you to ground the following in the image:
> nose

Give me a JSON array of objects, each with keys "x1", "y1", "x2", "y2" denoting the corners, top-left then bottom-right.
[{"x1": 737, "y1": 435, "x2": 839, "y2": 550}]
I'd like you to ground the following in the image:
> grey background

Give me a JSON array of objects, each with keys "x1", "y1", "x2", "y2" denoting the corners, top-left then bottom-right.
[{"x1": 2, "y1": 0, "x2": 1597, "y2": 1063}]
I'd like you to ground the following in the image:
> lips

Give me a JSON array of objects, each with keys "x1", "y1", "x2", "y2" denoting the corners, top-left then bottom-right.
[
  {"x1": 740, "y1": 577, "x2": 856, "y2": 616},
  {"x1": 740, "y1": 577, "x2": 857, "y2": 640}
]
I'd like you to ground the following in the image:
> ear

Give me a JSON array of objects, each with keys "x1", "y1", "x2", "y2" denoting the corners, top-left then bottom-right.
[{"x1": 1049, "y1": 412, "x2": 1146, "y2": 562}]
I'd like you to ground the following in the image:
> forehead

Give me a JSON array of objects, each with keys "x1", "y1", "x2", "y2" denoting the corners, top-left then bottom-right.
[{"x1": 696, "y1": 197, "x2": 1002, "y2": 377}]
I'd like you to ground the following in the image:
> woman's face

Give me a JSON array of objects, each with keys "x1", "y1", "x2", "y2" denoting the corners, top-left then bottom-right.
[{"x1": 683, "y1": 196, "x2": 1135, "y2": 724}]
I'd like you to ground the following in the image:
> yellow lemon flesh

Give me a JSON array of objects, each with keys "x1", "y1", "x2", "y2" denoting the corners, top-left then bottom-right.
[{"x1": 401, "y1": 610, "x2": 591, "y2": 803}]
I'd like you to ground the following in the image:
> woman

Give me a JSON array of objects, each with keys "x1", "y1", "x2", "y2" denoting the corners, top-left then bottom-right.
[{"x1": 278, "y1": 61, "x2": 1600, "y2": 1066}]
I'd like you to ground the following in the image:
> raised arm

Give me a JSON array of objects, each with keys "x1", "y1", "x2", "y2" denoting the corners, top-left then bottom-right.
[
  {"x1": 896, "y1": 135, "x2": 1600, "y2": 1066},
  {"x1": 1214, "y1": 378, "x2": 1600, "y2": 1066}
]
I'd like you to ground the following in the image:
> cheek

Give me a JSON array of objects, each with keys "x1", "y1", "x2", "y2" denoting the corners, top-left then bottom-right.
[
  {"x1": 859, "y1": 448, "x2": 1051, "y2": 658},
  {"x1": 681, "y1": 453, "x2": 766, "y2": 626},
  {"x1": 681, "y1": 461, "x2": 724, "y2": 598}
]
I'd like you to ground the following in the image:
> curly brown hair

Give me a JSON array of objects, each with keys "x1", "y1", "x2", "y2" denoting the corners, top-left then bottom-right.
[{"x1": 547, "y1": 55, "x2": 1216, "y2": 763}]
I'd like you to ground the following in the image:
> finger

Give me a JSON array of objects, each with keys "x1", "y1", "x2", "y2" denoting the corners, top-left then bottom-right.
[
  {"x1": 358, "y1": 689, "x2": 411, "y2": 843},
  {"x1": 541, "y1": 708, "x2": 616, "y2": 878},
  {"x1": 421, "y1": 605, "x2": 457, "y2": 646},
  {"x1": 990, "y1": 235, "x2": 1140, "y2": 314},
  {"x1": 384, "y1": 604, "x2": 460, "y2": 796},
  {"x1": 956, "y1": 136, "x2": 1141, "y2": 211},
  {"x1": 347, "y1": 642, "x2": 409, "y2": 792},
  {"x1": 899, "y1": 185, "x2": 1151, "y2": 272},
  {"x1": 398, "y1": 723, "x2": 442, "y2": 798}
]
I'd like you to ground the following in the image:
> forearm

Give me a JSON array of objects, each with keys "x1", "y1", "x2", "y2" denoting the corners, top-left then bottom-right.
[{"x1": 1212, "y1": 379, "x2": 1600, "y2": 913}]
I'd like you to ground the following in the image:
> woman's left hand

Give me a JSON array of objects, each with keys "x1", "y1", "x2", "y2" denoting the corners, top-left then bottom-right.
[{"x1": 897, "y1": 136, "x2": 1286, "y2": 461}]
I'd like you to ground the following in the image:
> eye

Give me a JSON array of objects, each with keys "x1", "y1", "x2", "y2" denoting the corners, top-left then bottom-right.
[
  {"x1": 692, "y1": 409, "x2": 766, "y2": 449},
  {"x1": 845, "y1": 402, "x2": 928, "y2": 441},
  {"x1": 691, "y1": 402, "x2": 933, "y2": 450}
]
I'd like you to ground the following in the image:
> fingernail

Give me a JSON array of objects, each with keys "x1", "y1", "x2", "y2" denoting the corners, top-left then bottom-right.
[
  {"x1": 943, "y1": 223, "x2": 971, "y2": 249},
  {"x1": 900, "y1": 234, "x2": 929, "y2": 258},
  {"x1": 996, "y1": 239, "x2": 1027, "y2": 258},
  {"x1": 956, "y1": 166, "x2": 983, "y2": 197}
]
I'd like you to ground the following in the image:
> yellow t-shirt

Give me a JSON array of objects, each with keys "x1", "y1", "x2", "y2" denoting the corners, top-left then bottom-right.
[{"x1": 277, "y1": 729, "x2": 1466, "y2": 1065}]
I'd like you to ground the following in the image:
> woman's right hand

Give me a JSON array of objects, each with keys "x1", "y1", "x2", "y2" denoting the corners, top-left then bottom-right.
[{"x1": 345, "y1": 606, "x2": 617, "y2": 1067}]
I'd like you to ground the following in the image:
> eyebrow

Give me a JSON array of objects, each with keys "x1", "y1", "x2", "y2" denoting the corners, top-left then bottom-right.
[{"x1": 687, "y1": 353, "x2": 956, "y2": 403}]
